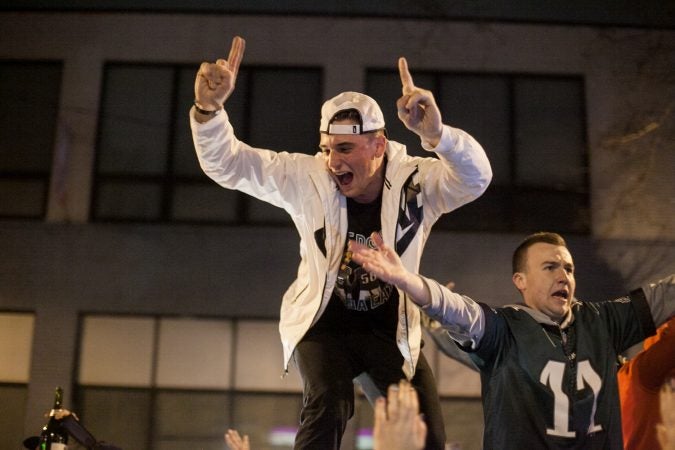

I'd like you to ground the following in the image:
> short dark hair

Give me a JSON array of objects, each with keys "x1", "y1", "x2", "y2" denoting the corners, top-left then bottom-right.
[
  {"x1": 329, "y1": 109, "x2": 387, "y2": 137},
  {"x1": 330, "y1": 108, "x2": 362, "y2": 125},
  {"x1": 512, "y1": 232, "x2": 567, "y2": 274}
]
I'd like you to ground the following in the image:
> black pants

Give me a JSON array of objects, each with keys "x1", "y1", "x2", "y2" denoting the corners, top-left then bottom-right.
[{"x1": 292, "y1": 324, "x2": 446, "y2": 450}]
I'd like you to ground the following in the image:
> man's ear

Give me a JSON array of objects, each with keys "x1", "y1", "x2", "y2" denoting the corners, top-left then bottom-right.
[
  {"x1": 512, "y1": 272, "x2": 526, "y2": 291},
  {"x1": 373, "y1": 134, "x2": 386, "y2": 158}
]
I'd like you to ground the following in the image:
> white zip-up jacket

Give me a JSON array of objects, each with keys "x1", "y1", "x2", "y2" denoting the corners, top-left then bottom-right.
[{"x1": 191, "y1": 108, "x2": 492, "y2": 378}]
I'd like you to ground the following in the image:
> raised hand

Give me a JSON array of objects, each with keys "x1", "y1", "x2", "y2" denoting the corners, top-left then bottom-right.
[
  {"x1": 349, "y1": 232, "x2": 432, "y2": 307},
  {"x1": 224, "y1": 428, "x2": 251, "y2": 450},
  {"x1": 349, "y1": 232, "x2": 407, "y2": 288},
  {"x1": 396, "y1": 57, "x2": 443, "y2": 147},
  {"x1": 195, "y1": 36, "x2": 246, "y2": 111},
  {"x1": 373, "y1": 380, "x2": 427, "y2": 450}
]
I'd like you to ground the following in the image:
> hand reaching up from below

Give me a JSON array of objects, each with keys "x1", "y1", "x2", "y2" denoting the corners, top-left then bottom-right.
[{"x1": 373, "y1": 380, "x2": 427, "y2": 450}]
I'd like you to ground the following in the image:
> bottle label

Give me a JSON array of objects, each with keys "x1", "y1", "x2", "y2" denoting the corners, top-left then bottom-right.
[{"x1": 51, "y1": 444, "x2": 67, "y2": 450}]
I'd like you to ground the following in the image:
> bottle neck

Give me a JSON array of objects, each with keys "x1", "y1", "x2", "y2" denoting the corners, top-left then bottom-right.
[{"x1": 52, "y1": 387, "x2": 64, "y2": 410}]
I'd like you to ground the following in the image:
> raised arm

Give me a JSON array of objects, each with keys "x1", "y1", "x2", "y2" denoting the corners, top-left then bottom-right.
[
  {"x1": 396, "y1": 58, "x2": 492, "y2": 218},
  {"x1": 396, "y1": 57, "x2": 443, "y2": 147}
]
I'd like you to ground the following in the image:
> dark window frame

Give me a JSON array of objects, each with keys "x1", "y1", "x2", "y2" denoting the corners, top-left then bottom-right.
[
  {"x1": 91, "y1": 62, "x2": 322, "y2": 226},
  {"x1": 366, "y1": 68, "x2": 590, "y2": 234},
  {"x1": 0, "y1": 59, "x2": 63, "y2": 220}
]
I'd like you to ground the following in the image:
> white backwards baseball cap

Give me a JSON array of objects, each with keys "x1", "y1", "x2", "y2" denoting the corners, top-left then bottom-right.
[{"x1": 320, "y1": 91, "x2": 386, "y2": 135}]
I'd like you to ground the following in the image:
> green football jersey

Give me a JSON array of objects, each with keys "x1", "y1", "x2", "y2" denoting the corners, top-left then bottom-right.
[{"x1": 470, "y1": 290, "x2": 654, "y2": 449}]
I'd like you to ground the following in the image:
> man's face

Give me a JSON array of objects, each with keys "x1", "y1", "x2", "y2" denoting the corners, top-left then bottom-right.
[
  {"x1": 512, "y1": 243, "x2": 576, "y2": 322},
  {"x1": 320, "y1": 119, "x2": 386, "y2": 203}
]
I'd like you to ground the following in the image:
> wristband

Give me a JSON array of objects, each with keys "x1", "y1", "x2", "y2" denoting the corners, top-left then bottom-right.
[{"x1": 194, "y1": 100, "x2": 223, "y2": 116}]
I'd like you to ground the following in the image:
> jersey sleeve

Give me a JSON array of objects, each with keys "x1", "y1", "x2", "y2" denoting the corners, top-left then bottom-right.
[
  {"x1": 466, "y1": 303, "x2": 510, "y2": 369},
  {"x1": 634, "y1": 273, "x2": 675, "y2": 329},
  {"x1": 592, "y1": 289, "x2": 656, "y2": 356},
  {"x1": 419, "y1": 275, "x2": 485, "y2": 349}
]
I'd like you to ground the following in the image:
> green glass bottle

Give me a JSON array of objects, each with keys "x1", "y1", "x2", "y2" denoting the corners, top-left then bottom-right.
[{"x1": 39, "y1": 387, "x2": 69, "y2": 450}]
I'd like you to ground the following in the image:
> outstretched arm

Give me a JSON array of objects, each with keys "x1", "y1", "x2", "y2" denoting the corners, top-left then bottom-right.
[
  {"x1": 194, "y1": 36, "x2": 246, "y2": 121},
  {"x1": 350, "y1": 232, "x2": 486, "y2": 347},
  {"x1": 639, "y1": 274, "x2": 675, "y2": 329}
]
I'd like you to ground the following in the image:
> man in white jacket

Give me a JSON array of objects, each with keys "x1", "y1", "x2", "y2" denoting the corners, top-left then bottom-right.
[{"x1": 191, "y1": 36, "x2": 492, "y2": 449}]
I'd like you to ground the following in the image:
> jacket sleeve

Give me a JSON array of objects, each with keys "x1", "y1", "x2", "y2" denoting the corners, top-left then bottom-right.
[
  {"x1": 419, "y1": 125, "x2": 492, "y2": 219},
  {"x1": 419, "y1": 275, "x2": 485, "y2": 349},
  {"x1": 190, "y1": 107, "x2": 309, "y2": 210}
]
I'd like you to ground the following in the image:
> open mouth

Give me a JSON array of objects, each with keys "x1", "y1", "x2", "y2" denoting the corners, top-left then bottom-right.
[
  {"x1": 552, "y1": 290, "x2": 569, "y2": 300},
  {"x1": 335, "y1": 172, "x2": 354, "y2": 186}
]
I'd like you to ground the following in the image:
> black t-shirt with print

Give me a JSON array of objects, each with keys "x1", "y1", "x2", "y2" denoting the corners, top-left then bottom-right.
[{"x1": 315, "y1": 195, "x2": 399, "y2": 340}]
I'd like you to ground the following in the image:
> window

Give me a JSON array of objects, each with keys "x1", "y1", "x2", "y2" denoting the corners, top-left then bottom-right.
[
  {"x1": 75, "y1": 315, "x2": 305, "y2": 449},
  {"x1": 92, "y1": 63, "x2": 322, "y2": 225},
  {"x1": 367, "y1": 70, "x2": 589, "y2": 234},
  {"x1": 0, "y1": 61, "x2": 62, "y2": 219},
  {"x1": 0, "y1": 312, "x2": 35, "y2": 449}
]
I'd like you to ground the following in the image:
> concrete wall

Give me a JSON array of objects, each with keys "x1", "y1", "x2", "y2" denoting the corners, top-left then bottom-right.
[{"x1": 1, "y1": 11, "x2": 674, "y2": 439}]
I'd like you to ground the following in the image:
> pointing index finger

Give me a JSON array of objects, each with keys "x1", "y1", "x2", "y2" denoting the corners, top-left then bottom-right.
[
  {"x1": 227, "y1": 36, "x2": 246, "y2": 79},
  {"x1": 398, "y1": 57, "x2": 415, "y2": 93}
]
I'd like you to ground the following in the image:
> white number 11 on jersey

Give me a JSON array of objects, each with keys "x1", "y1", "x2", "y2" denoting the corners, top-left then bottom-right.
[{"x1": 540, "y1": 360, "x2": 604, "y2": 437}]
